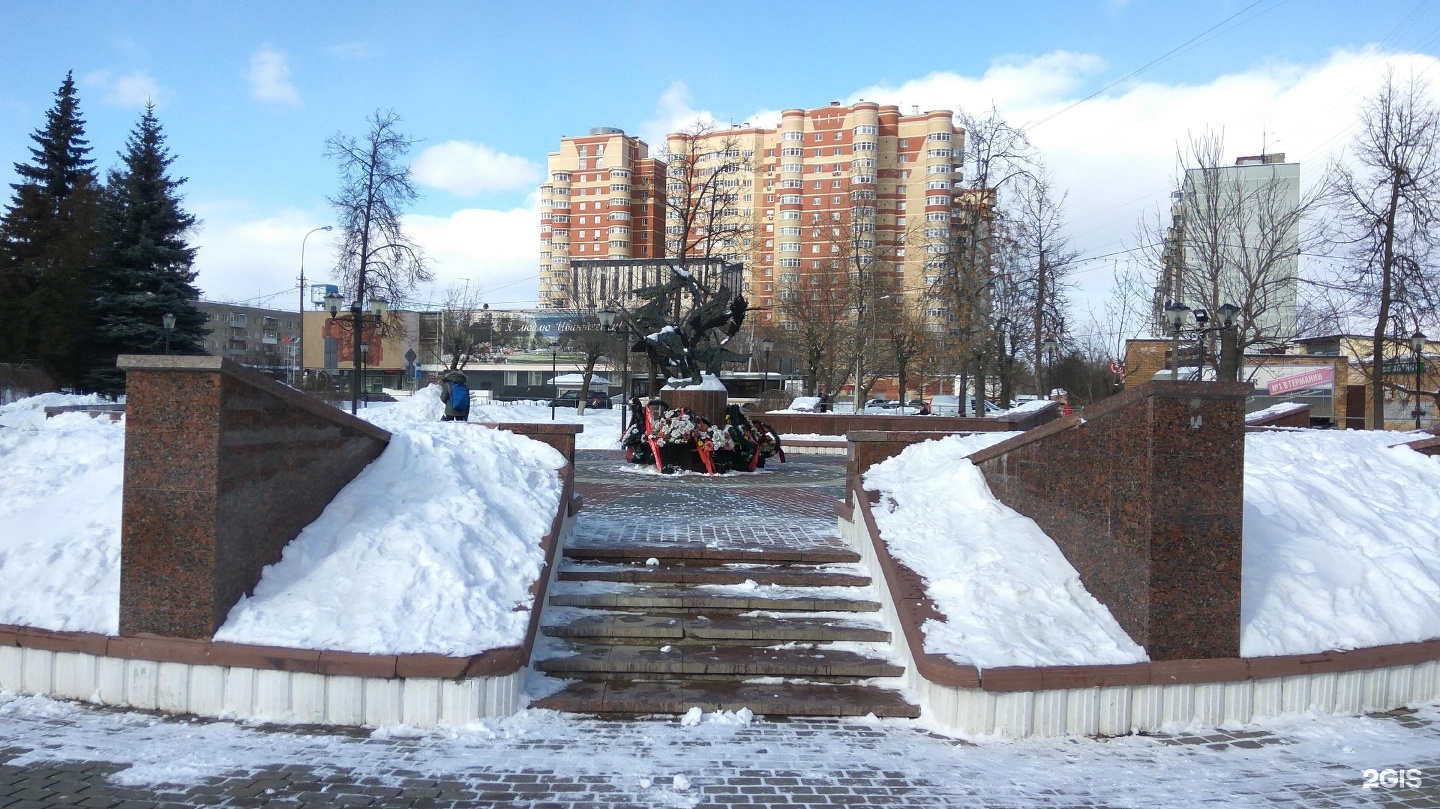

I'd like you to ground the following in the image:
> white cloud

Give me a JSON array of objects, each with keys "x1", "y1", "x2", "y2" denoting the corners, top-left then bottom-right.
[
  {"x1": 189, "y1": 202, "x2": 541, "y2": 310},
  {"x1": 639, "y1": 80, "x2": 723, "y2": 150},
  {"x1": 411, "y1": 141, "x2": 542, "y2": 197},
  {"x1": 247, "y1": 48, "x2": 301, "y2": 108},
  {"x1": 85, "y1": 69, "x2": 168, "y2": 108}
]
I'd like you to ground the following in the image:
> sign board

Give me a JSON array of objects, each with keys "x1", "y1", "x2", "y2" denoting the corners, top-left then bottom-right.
[
  {"x1": 1265, "y1": 366, "x2": 1335, "y2": 396},
  {"x1": 1382, "y1": 359, "x2": 1427, "y2": 374}
]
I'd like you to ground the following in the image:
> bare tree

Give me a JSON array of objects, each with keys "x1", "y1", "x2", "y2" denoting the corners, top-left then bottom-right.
[
  {"x1": 326, "y1": 110, "x2": 430, "y2": 308},
  {"x1": 1324, "y1": 70, "x2": 1440, "y2": 427},
  {"x1": 773, "y1": 263, "x2": 851, "y2": 396},
  {"x1": 662, "y1": 121, "x2": 754, "y2": 272},
  {"x1": 436, "y1": 286, "x2": 489, "y2": 371},
  {"x1": 1011, "y1": 171, "x2": 1077, "y2": 389}
]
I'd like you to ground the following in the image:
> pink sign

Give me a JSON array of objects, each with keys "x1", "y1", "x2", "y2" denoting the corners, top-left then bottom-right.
[{"x1": 1266, "y1": 366, "x2": 1333, "y2": 396}]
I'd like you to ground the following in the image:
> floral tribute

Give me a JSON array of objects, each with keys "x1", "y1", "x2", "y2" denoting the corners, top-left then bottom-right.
[{"x1": 623, "y1": 401, "x2": 784, "y2": 474}]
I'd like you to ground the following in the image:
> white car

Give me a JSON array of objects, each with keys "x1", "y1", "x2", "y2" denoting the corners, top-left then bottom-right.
[{"x1": 928, "y1": 395, "x2": 1003, "y2": 417}]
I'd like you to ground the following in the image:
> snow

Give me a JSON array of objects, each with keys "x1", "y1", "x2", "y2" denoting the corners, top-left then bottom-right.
[
  {"x1": 394, "y1": 384, "x2": 623, "y2": 450},
  {"x1": 864, "y1": 427, "x2": 1440, "y2": 665},
  {"x1": 546, "y1": 372, "x2": 609, "y2": 385},
  {"x1": 662, "y1": 373, "x2": 728, "y2": 392},
  {"x1": 1240, "y1": 429, "x2": 1440, "y2": 656},
  {"x1": 1246, "y1": 401, "x2": 1309, "y2": 423},
  {"x1": 997, "y1": 398, "x2": 1059, "y2": 417},
  {"x1": 786, "y1": 396, "x2": 821, "y2": 412},
  {"x1": 0, "y1": 395, "x2": 124, "y2": 634},
  {"x1": 864, "y1": 433, "x2": 1150, "y2": 668}
]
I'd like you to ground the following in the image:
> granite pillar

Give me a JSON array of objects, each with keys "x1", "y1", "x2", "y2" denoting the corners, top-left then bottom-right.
[
  {"x1": 119, "y1": 355, "x2": 391, "y2": 640},
  {"x1": 968, "y1": 381, "x2": 1248, "y2": 660}
]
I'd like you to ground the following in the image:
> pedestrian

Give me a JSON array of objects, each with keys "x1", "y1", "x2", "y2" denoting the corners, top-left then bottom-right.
[
  {"x1": 818, "y1": 390, "x2": 831, "y2": 413},
  {"x1": 440, "y1": 370, "x2": 471, "y2": 422}
]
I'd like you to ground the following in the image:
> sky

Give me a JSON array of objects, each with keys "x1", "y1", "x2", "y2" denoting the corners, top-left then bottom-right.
[{"x1": 2, "y1": 0, "x2": 1439, "y2": 352}]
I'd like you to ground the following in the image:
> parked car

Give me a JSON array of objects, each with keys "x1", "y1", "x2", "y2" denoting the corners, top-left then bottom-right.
[
  {"x1": 550, "y1": 390, "x2": 612, "y2": 409},
  {"x1": 928, "y1": 395, "x2": 1003, "y2": 416}
]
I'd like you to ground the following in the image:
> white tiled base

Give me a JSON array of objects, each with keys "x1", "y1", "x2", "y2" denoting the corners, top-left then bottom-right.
[{"x1": 839, "y1": 515, "x2": 1440, "y2": 738}]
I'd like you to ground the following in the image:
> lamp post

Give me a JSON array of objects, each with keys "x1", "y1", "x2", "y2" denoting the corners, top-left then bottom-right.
[
  {"x1": 1164, "y1": 302, "x2": 1191, "y2": 380},
  {"x1": 326, "y1": 292, "x2": 386, "y2": 415},
  {"x1": 297, "y1": 225, "x2": 332, "y2": 388},
  {"x1": 1041, "y1": 334, "x2": 1059, "y2": 401},
  {"x1": 1413, "y1": 329, "x2": 1427, "y2": 430},
  {"x1": 759, "y1": 337, "x2": 775, "y2": 394},
  {"x1": 1216, "y1": 303, "x2": 1241, "y2": 382},
  {"x1": 597, "y1": 305, "x2": 628, "y2": 436},
  {"x1": 161, "y1": 312, "x2": 176, "y2": 355},
  {"x1": 1192, "y1": 308, "x2": 1210, "y2": 375}
]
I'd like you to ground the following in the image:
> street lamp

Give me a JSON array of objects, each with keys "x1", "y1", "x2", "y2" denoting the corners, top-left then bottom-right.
[
  {"x1": 326, "y1": 292, "x2": 386, "y2": 415},
  {"x1": 1041, "y1": 334, "x2": 1059, "y2": 401},
  {"x1": 297, "y1": 225, "x2": 333, "y2": 387},
  {"x1": 161, "y1": 312, "x2": 176, "y2": 355},
  {"x1": 1216, "y1": 303, "x2": 1242, "y2": 381},
  {"x1": 759, "y1": 337, "x2": 775, "y2": 393},
  {"x1": 597, "y1": 304, "x2": 628, "y2": 436},
  {"x1": 1164, "y1": 302, "x2": 1191, "y2": 379},
  {"x1": 1412, "y1": 329, "x2": 1427, "y2": 430}
]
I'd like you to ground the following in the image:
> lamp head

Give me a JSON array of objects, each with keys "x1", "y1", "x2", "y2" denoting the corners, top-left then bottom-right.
[
  {"x1": 1041, "y1": 335, "x2": 1059, "y2": 354},
  {"x1": 1217, "y1": 303, "x2": 1241, "y2": 328},
  {"x1": 1164, "y1": 302, "x2": 1190, "y2": 333},
  {"x1": 324, "y1": 292, "x2": 343, "y2": 318},
  {"x1": 596, "y1": 305, "x2": 617, "y2": 331},
  {"x1": 370, "y1": 298, "x2": 389, "y2": 319},
  {"x1": 162, "y1": 312, "x2": 176, "y2": 331},
  {"x1": 759, "y1": 337, "x2": 775, "y2": 355},
  {"x1": 1193, "y1": 307, "x2": 1209, "y2": 326},
  {"x1": 1413, "y1": 330, "x2": 1427, "y2": 355}
]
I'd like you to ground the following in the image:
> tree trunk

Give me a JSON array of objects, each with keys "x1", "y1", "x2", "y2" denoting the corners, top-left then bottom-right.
[{"x1": 1370, "y1": 168, "x2": 1402, "y2": 430}]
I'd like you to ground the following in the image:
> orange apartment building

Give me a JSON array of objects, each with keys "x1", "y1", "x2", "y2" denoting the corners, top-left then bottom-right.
[{"x1": 540, "y1": 102, "x2": 965, "y2": 329}]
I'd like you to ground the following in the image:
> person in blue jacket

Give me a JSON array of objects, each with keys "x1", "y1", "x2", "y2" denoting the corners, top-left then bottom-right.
[{"x1": 440, "y1": 370, "x2": 471, "y2": 422}]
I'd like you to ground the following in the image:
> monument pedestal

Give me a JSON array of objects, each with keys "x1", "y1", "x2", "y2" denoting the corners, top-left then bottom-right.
[{"x1": 665, "y1": 387, "x2": 728, "y2": 426}]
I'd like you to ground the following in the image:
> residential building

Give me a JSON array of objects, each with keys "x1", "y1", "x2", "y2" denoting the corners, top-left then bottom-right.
[
  {"x1": 1156, "y1": 153, "x2": 1300, "y2": 344},
  {"x1": 197, "y1": 302, "x2": 301, "y2": 377},
  {"x1": 541, "y1": 103, "x2": 966, "y2": 331}
]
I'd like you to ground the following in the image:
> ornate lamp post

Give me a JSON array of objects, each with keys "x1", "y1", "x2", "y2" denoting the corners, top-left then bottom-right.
[
  {"x1": 1164, "y1": 303, "x2": 1191, "y2": 379},
  {"x1": 161, "y1": 312, "x2": 176, "y2": 355},
  {"x1": 759, "y1": 337, "x2": 775, "y2": 394},
  {"x1": 326, "y1": 291, "x2": 387, "y2": 415},
  {"x1": 1041, "y1": 334, "x2": 1059, "y2": 401},
  {"x1": 1413, "y1": 329, "x2": 1427, "y2": 430},
  {"x1": 597, "y1": 304, "x2": 628, "y2": 436},
  {"x1": 1216, "y1": 303, "x2": 1242, "y2": 382}
]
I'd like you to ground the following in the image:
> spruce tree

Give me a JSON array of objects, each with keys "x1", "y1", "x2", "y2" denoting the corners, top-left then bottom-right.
[
  {"x1": 0, "y1": 72, "x2": 102, "y2": 387},
  {"x1": 83, "y1": 103, "x2": 207, "y2": 393}
]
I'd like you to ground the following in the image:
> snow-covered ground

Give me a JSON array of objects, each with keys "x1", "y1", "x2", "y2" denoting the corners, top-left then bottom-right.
[{"x1": 864, "y1": 428, "x2": 1440, "y2": 667}]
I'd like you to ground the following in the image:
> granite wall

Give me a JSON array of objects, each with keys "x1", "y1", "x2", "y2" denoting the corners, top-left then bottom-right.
[
  {"x1": 967, "y1": 381, "x2": 1249, "y2": 660},
  {"x1": 764, "y1": 403, "x2": 1059, "y2": 438},
  {"x1": 119, "y1": 355, "x2": 391, "y2": 639}
]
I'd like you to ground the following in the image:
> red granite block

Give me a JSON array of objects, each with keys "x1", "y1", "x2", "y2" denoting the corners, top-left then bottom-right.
[
  {"x1": 0, "y1": 625, "x2": 19, "y2": 647},
  {"x1": 461, "y1": 647, "x2": 526, "y2": 677},
  {"x1": 317, "y1": 651, "x2": 398, "y2": 678},
  {"x1": 1040, "y1": 663, "x2": 1151, "y2": 689},
  {"x1": 207, "y1": 642, "x2": 320, "y2": 672},
  {"x1": 106, "y1": 635, "x2": 213, "y2": 665},
  {"x1": 1245, "y1": 655, "x2": 1314, "y2": 679},
  {"x1": 1149, "y1": 658, "x2": 1249, "y2": 684},
  {"x1": 915, "y1": 654, "x2": 981, "y2": 688},
  {"x1": 980, "y1": 666, "x2": 1046, "y2": 692},
  {"x1": 15, "y1": 627, "x2": 110, "y2": 656},
  {"x1": 395, "y1": 653, "x2": 468, "y2": 679}
]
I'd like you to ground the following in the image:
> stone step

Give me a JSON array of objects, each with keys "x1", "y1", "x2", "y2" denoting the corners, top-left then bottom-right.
[
  {"x1": 536, "y1": 643, "x2": 905, "y2": 679},
  {"x1": 557, "y1": 562, "x2": 870, "y2": 588},
  {"x1": 543, "y1": 613, "x2": 892, "y2": 643},
  {"x1": 531, "y1": 679, "x2": 920, "y2": 718},
  {"x1": 547, "y1": 587, "x2": 881, "y2": 614},
  {"x1": 565, "y1": 545, "x2": 860, "y2": 566}
]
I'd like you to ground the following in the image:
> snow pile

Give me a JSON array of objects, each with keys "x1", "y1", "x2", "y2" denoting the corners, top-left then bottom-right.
[
  {"x1": 0, "y1": 391, "x2": 113, "y2": 428},
  {"x1": 996, "y1": 399, "x2": 1059, "y2": 418},
  {"x1": 1241, "y1": 429, "x2": 1440, "y2": 656},
  {"x1": 0, "y1": 396, "x2": 125, "y2": 633},
  {"x1": 783, "y1": 396, "x2": 821, "y2": 412},
  {"x1": 215, "y1": 419, "x2": 567, "y2": 655},
  {"x1": 1245, "y1": 401, "x2": 1309, "y2": 424},
  {"x1": 864, "y1": 432, "x2": 1149, "y2": 668},
  {"x1": 662, "y1": 373, "x2": 728, "y2": 392},
  {"x1": 371, "y1": 384, "x2": 623, "y2": 450}
]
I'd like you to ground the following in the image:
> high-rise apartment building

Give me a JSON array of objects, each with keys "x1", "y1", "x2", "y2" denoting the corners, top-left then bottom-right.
[
  {"x1": 541, "y1": 103, "x2": 965, "y2": 328},
  {"x1": 1156, "y1": 153, "x2": 1300, "y2": 344}
]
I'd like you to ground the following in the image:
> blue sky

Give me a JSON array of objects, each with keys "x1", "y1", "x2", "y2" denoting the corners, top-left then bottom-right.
[{"x1": 2, "y1": 0, "x2": 1438, "y2": 348}]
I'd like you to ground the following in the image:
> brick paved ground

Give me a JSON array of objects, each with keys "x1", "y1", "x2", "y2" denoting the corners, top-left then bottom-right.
[{"x1": 6, "y1": 451, "x2": 1440, "y2": 806}]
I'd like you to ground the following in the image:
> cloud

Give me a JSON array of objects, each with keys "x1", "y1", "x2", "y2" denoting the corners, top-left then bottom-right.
[
  {"x1": 326, "y1": 41, "x2": 376, "y2": 60},
  {"x1": 410, "y1": 141, "x2": 542, "y2": 197},
  {"x1": 189, "y1": 202, "x2": 541, "y2": 310},
  {"x1": 247, "y1": 48, "x2": 301, "y2": 108},
  {"x1": 638, "y1": 80, "x2": 724, "y2": 150},
  {"x1": 85, "y1": 69, "x2": 168, "y2": 108}
]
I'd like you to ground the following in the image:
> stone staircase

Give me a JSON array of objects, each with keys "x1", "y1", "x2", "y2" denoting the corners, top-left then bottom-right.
[{"x1": 530, "y1": 540, "x2": 919, "y2": 718}]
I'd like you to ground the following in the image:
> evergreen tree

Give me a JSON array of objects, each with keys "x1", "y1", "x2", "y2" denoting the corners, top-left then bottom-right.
[
  {"x1": 0, "y1": 72, "x2": 102, "y2": 387},
  {"x1": 83, "y1": 103, "x2": 206, "y2": 394}
]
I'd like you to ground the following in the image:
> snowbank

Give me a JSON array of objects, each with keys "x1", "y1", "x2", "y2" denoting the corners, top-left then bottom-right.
[
  {"x1": 662, "y1": 373, "x2": 727, "y2": 392},
  {"x1": 1241, "y1": 429, "x2": 1440, "y2": 656},
  {"x1": 210, "y1": 388, "x2": 568, "y2": 655},
  {"x1": 1245, "y1": 401, "x2": 1309, "y2": 424},
  {"x1": 865, "y1": 427, "x2": 1440, "y2": 665},
  {"x1": 381, "y1": 384, "x2": 623, "y2": 450},
  {"x1": 864, "y1": 433, "x2": 1150, "y2": 668},
  {"x1": 0, "y1": 395, "x2": 125, "y2": 633}
]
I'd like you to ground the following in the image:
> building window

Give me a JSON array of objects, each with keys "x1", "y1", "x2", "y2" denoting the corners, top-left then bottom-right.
[
  {"x1": 854, "y1": 125, "x2": 877, "y2": 135},
  {"x1": 813, "y1": 133, "x2": 822, "y2": 141}
]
